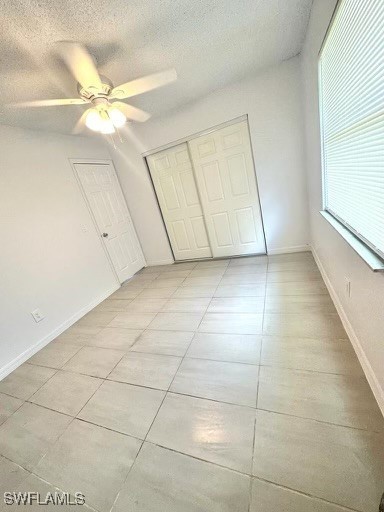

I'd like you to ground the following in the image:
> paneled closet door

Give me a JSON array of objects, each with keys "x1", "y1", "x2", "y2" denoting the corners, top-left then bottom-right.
[
  {"x1": 147, "y1": 143, "x2": 212, "y2": 261},
  {"x1": 188, "y1": 120, "x2": 266, "y2": 257}
]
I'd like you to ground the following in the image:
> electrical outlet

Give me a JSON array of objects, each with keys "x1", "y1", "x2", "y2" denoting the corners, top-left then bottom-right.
[
  {"x1": 345, "y1": 277, "x2": 351, "y2": 298},
  {"x1": 31, "y1": 309, "x2": 45, "y2": 323}
]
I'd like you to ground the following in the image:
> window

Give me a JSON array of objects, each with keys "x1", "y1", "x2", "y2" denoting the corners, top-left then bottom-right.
[{"x1": 318, "y1": 0, "x2": 384, "y2": 259}]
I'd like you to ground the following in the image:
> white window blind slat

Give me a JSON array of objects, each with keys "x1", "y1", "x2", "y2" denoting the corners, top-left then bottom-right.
[{"x1": 319, "y1": 0, "x2": 384, "y2": 258}]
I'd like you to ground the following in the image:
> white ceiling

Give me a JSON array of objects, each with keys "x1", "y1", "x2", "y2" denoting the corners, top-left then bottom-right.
[{"x1": 0, "y1": 0, "x2": 313, "y2": 134}]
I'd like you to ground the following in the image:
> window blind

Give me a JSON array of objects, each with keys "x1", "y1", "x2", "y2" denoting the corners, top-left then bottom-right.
[{"x1": 319, "y1": 0, "x2": 384, "y2": 258}]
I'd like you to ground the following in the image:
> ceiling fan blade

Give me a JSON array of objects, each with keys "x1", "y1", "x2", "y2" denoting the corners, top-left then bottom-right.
[
  {"x1": 72, "y1": 109, "x2": 91, "y2": 134},
  {"x1": 56, "y1": 41, "x2": 102, "y2": 92},
  {"x1": 112, "y1": 102, "x2": 151, "y2": 122},
  {"x1": 110, "y1": 69, "x2": 177, "y2": 100},
  {"x1": 8, "y1": 98, "x2": 88, "y2": 108}
]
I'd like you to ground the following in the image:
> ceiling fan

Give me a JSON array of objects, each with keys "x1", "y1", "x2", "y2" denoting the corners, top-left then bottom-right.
[{"x1": 8, "y1": 42, "x2": 177, "y2": 135}]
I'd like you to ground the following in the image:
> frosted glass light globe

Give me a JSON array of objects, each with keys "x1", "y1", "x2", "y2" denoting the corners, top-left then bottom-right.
[
  {"x1": 85, "y1": 110, "x2": 103, "y2": 131},
  {"x1": 100, "y1": 119, "x2": 115, "y2": 134},
  {"x1": 109, "y1": 107, "x2": 127, "y2": 127}
]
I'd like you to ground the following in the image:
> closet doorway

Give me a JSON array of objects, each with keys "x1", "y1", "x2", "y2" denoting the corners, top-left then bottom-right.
[{"x1": 146, "y1": 118, "x2": 266, "y2": 261}]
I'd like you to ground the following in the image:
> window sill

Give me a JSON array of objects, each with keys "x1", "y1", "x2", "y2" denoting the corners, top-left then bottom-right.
[{"x1": 320, "y1": 211, "x2": 384, "y2": 272}]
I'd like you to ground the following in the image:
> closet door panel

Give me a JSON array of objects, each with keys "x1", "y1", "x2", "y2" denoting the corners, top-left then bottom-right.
[
  {"x1": 188, "y1": 120, "x2": 265, "y2": 257},
  {"x1": 147, "y1": 144, "x2": 212, "y2": 261}
]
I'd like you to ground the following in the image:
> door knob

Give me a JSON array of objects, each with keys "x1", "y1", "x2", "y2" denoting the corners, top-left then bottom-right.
[{"x1": 102, "y1": 233, "x2": 109, "y2": 238}]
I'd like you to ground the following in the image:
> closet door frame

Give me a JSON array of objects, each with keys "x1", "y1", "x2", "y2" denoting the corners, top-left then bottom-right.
[{"x1": 143, "y1": 115, "x2": 268, "y2": 261}]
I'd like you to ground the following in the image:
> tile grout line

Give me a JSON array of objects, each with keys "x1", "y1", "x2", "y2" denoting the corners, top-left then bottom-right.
[
  {"x1": 19, "y1": 378, "x2": 383, "y2": 436},
  {"x1": 4, "y1": 350, "x2": 365, "y2": 398},
  {"x1": 0, "y1": 393, "x2": 26, "y2": 419},
  {"x1": 142, "y1": 435, "x2": 361, "y2": 512},
  {"x1": 73, "y1": 321, "x2": 348, "y2": 339},
  {"x1": 138, "y1": 266, "x2": 227, "y2": 455},
  {"x1": 2, "y1": 296, "x2": 378, "y2": 432},
  {"x1": 120, "y1": 350, "x2": 364, "y2": 378},
  {"x1": 0, "y1": 435, "x2": 365, "y2": 512},
  {"x1": 157, "y1": 266, "x2": 195, "y2": 313},
  {"x1": 113, "y1": 260, "x2": 382, "y2": 444},
  {"x1": 142, "y1": 268, "x2": 224, "y2": 443},
  {"x1": 253, "y1": 406, "x2": 384, "y2": 434},
  {"x1": 108, "y1": 260, "x2": 253, "y2": 509},
  {"x1": 107, "y1": 267, "x2": 200, "y2": 512},
  {"x1": 108, "y1": 264, "x2": 216, "y2": 512},
  {"x1": 125, "y1": 437, "x2": 366, "y2": 512},
  {"x1": 21, "y1": 367, "x2": 109, "y2": 487},
  {"x1": 124, "y1": 428, "x2": 365, "y2": 512},
  {"x1": 1, "y1": 254, "x2": 381, "y2": 512},
  {"x1": 4, "y1": 347, "x2": 378, "y2": 433},
  {"x1": 133, "y1": 262, "x2": 228, "y2": 344},
  {"x1": 107, "y1": 437, "x2": 145, "y2": 512},
  {"x1": 251, "y1": 475, "x2": 363, "y2": 512},
  {"x1": 248, "y1": 278, "x2": 265, "y2": 512},
  {"x1": 1, "y1": 453, "x2": 101, "y2": 512}
]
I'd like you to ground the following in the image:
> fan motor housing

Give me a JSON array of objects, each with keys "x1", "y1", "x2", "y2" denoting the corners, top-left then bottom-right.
[{"x1": 78, "y1": 75, "x2": 114, "y2": 101}]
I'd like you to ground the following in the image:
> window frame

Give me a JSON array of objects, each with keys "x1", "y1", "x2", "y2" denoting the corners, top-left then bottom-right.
[{"x1": 317, "y1": 0, "x2": 384, "y2": 269}]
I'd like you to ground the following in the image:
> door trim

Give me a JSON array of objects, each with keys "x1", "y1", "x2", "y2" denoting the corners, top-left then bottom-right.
[
  {"x1": 143, "y1": 156, "x2": 176, "y2": 263},
  {"x1": 245, "y1": 119, "x2": 268, "y2": 254},
  {"x1": 142, "y1": 115, "x2": 248, "y2": 158},
  {"x1": 69, "y1": 158, "x2": 145, "y2": 285}
]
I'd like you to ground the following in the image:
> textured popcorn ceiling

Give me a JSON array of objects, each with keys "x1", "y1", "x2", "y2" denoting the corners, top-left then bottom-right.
[{"x1": 0, "y1": 0, "x2": 313, "y2": 134}]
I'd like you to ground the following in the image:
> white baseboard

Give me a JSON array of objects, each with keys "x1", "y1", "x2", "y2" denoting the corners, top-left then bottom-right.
[
  {"x1": 147, "y1": 249, "x2": 312, "y2": 263},
  {"x1": 0, "y1": 284, "x2": 119, "y2": 382},
  {"x1": 145, "y1": 258, "x2": 175, "y2": 267},
  {"x1": 267, "y1": 244, "x2": 310, "y2": 255},
  {"x1": 311, "y1": 246, "x2": 384, "y2": 417}
]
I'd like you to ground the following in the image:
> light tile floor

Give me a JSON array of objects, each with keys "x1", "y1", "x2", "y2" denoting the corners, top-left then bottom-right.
[{"x1": 0, "y1": 252, "x2": 383, "y2": 512}]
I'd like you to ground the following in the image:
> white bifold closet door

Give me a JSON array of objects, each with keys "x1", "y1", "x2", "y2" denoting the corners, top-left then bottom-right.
[
  {"x1": 147, "y1": 120, "x2": 265, "y2": 260},
  {"x1": 147, "y1": 144, "x2": 212, "y2": 261},
  {"x1": 188, "y1": 121, "x2": 265, "y2": 257}
]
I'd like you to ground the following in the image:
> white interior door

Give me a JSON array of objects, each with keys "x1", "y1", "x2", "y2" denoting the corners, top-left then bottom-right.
[
  {"x1": 74, "y1": 162, "x2": 145, "y2": 283},
  {"x1": 147, "y1": 144, "x2": 212, "y2": 261},
  {"x1": 188, "y1": 120, "x2": 266, "y2": 257}
]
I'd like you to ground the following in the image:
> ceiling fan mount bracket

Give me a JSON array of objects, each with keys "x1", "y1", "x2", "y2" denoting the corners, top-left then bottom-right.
[
  {"x1": 77, "y1": 75, "x2": 114, "y2": 101},
  {"x1": 92, "y1": 97, "x2": 110, "y2": 108}
]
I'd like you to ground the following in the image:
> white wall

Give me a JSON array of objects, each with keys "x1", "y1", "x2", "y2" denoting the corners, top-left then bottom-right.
[
  {"x1": 109, "y1": 136, "x2": 174, "y2": 266},
  {"x1": 301, "y1": 0, "x2": 384, "y2": 414},
  {"x1": 0, "y1": 125, "x2": 119, "y2": 377},
  {"x1": 110, "y1": 56, "x2": 310, "y2": 264}
]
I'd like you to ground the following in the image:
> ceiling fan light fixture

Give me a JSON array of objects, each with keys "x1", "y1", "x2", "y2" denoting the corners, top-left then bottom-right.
[
  {"x1": 85, "y1": 109, "x2": 103, "y2": 131},
  {"x1": 100, "y1": 118, "x2": 116, "y2": 134},
  {"x1": 108, "y1": 107, "x2": 127, "y2": 127},
  {"x1": 85, "y1": 108, "x2": 115, "y2": 134},
  {"x1": 9, "y1": 41, "x2": 177, "y2": 134}
]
